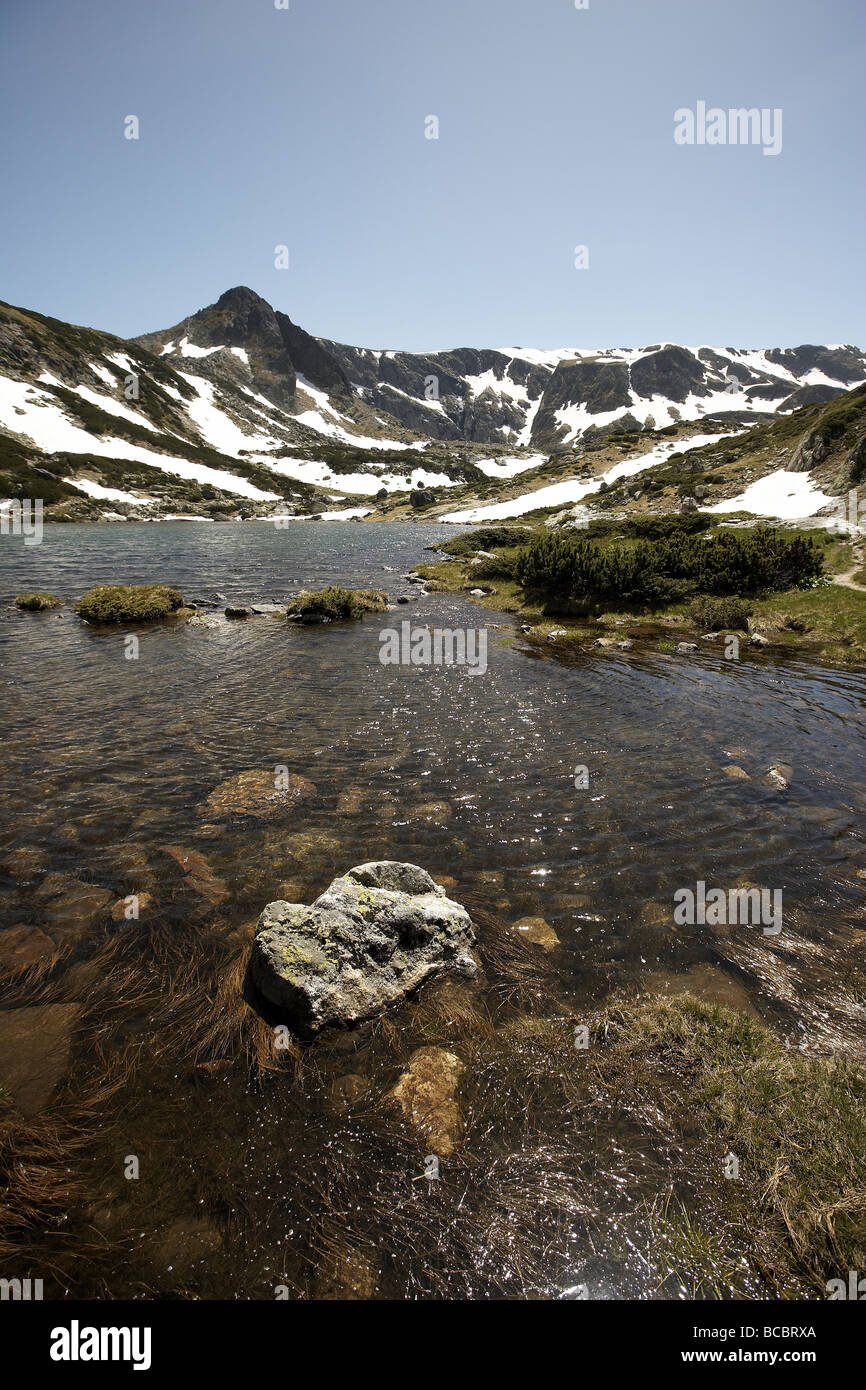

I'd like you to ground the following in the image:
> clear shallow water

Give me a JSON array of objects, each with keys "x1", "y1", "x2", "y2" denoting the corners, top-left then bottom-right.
[{"x1": 1, "y1": 522, "x2": 865, "y2": 1298}]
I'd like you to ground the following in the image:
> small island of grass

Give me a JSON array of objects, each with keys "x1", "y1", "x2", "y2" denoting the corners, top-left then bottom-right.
[
  {"x1": 75, "y1": 584, "x2": 185, "y2": 623},
  {"x1": 286, "y1": 586, "x2": 388, "y2": 623},
  {"x1": 14, "y1": 592, "x2": 62, "y2": 611}
]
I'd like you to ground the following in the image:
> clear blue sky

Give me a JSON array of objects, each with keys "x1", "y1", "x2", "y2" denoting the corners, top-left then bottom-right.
[{"x1": 1, "y1": 0, "x2": 863, "y2": 351}]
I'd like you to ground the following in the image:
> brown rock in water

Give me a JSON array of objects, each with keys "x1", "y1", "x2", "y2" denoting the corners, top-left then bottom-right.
[
  {"x1": 0, "y1": 924, "x2": 56, "y2": 973},
  {"x1": 436, "y1": 875, "x2": 459, "y2": 894},
  {"x1": 764, "y1": 763, "x2": 793, "y2": 790},
  {"x1": 195, "y1": 823, "x2": 225, "y2": 839},
  {"x1": 162, "y1": 845, "x2": 218, "y2": 878},
  {"x1": 161, "y1": 845, "x2": 228, "y2": 907},
  {"x1": 514, "y1": 916, "x2": 560, "y2": 951},
  {"x1": 142, "y1": 1218, "x2": 222, "y2": 1274},
  {"x1": 195, "y1": 1059, "x2": 233, "y2": 1077},
  {"x1": 36, "y1": 876, "x2": 113, "y2": 940},
  {"x1": 641, "y1": 963, "x2": 762, "y2": 1020},
  {"x1": 110, "y1": 891, "x2": 155, "y2": 923},
  {"x1": 332, "y1": 1072, "x2": 369, "y2": 1107},
  {"x1": 559, "y1": 892, "x2": 592, "y2": 910},
  {"x1": 314, "y1": 1243, "x2": 379, "y2": 1300},
  {"x1": 282, "y1": 830, "x2": 344, "y2": 863},
  {"x1": 0, "y1": 1004, "x2": 80, "y2": 1115},
  {"x1": 102, "y1": 845, "x2": 157, "y2": 891},
  {"x1": 33, "y1": 871, "x2": 84, "y2": 903},
  {"x1": 272, "y1": 879, "x2": 308, "y2": 903},
  {"x1": 477, "y1": 870, "x2": 504, "y2": 888},
  {"x1": 722, "y1": 764, "x2": 751, "y2": 781},
  {"x1": 388, "y1": 1046, "x2": 465, "y2": 1156},
  {"x1": 1, "y1": 846, "x2": 49, "y2": 881},
  {"x1": 186, "y1": 874, "x2": 229, "y2": 908},
  {"x1": 336, "y1": 785, "x2": 367, "y2": 815},
  {"x1": 197, "y1": 768, "x2": 316, "y2": 819},
  {"x1": 639, "y1": 901, "x2": 674, "y2": 931}
]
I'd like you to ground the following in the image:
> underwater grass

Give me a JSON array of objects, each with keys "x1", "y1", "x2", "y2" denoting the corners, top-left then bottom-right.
[{"x1": 1, "y1": 869, "x2": 863, "y2": 1301}]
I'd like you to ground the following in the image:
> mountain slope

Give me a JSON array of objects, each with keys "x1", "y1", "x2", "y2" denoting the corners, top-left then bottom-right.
[{"x1": 0, "y1": 287, "x2": 863, "y2": 524}]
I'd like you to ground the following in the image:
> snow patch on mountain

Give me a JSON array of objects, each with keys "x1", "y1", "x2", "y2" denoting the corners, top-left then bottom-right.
[
  {"x1": 63, "y1": 477, "x2": 153, "y2": 504},
  {"x1": 0, "y1": 374, "x2": 279, "y2": 500},
  {"x1": 707, "y1": 470, "x2": 835, "y2": 520},
  {"x1": 440, "y1": 432, "x2": 733, "y2": 523},
  {"x1": 176, "y1": 372, "x2": 280, "y2": 454}
]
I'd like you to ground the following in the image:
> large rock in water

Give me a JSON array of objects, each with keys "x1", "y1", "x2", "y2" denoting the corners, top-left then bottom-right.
[{"x1": 249, "y1": 861, "x2": 477, "y2": 1034}]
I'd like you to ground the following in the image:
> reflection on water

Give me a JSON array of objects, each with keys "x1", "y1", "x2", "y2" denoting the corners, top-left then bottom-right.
[{"x1": 1, "y1": 522, "x2": 865, "y2": 1298}]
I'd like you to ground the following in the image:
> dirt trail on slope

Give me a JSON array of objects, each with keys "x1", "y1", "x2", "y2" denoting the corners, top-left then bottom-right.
[{"x1": 833, "y1": 539, "x2": 866, "y2": 590}]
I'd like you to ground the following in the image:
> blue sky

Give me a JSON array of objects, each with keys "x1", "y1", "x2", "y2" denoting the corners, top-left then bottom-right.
[{"x1": 1, "y1": 0, "x2": 863, "y2": 351}]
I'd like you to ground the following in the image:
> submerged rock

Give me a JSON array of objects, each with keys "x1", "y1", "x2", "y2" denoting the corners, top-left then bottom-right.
[
  {"x1": 314, "y1": 1242, "x2": 379, "y2": 1300},
  {"x1": 408, "y1": 800, "x2": 452, "y2": 825},
  {"x1": 1, "y1": 846, "x2": 49, "y2": 880},
  {"x1": 0, "y1": 1003, "x2": 80, "y2": 1115},
  {"x1": 161, "y1": 843, "x2": 230, "y2": 908},
  {"x1": 249, "y1": 861, "x2": 477, "y2": 1034},
  {"x1": 336, "y1": 784, "x2": 367, "y2": 815},
  {"x1": 513, "y1": 915, "x2": 560, "y2": 951},
  {"x1": 35, "y1": 874, "x2": 113, "y2": 940},
  {"x1": 0, "y1": 924, "x2": 56, "y2": 972},
  {"x1": 722, "y1": 764, "x2": 751, "y2": 782},
  {"x1": 388, "y1": 1046, "x2": 465, "y2": 1156},
  {"x1": 764, "y1": 763, "x2": 793, "y2": 790},
  {"x1": 197, "y1": 768, "x2": 316, "y2": 819},
  {"x1": 110, "y1": 891, "x2": 155, "y2": 922}
]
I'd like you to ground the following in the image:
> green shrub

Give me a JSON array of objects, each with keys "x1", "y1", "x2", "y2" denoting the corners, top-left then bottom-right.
[
  {"x1": 687, "y1": 595, "x2": 753, "y2": 630},
  {"x1": 14, "y1": 592, "x2": 62, "y2": 611},
  {"x1": 515, "y1": 527, "x2": 823, "y2": 608},
  {"x1": 75, "y1": 584, "x2": 185, "y2": 623},
  {"x1": 286, "y1": 586, "x2": 388, "y2": 622},
  {"x1": 437, "y1": 525, "x2": 532, "y2": 557},
  {"x1": 470, "y1": 554, "x2": 517, "y2": 579},
  {"x1": 618, "y1": 513, "x2": 713, "y2": 540}
]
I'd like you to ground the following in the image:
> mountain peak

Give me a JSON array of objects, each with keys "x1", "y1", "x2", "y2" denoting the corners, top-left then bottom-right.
[{"x1": 214, "y1": 285, "x2": 273, "y2": 313}]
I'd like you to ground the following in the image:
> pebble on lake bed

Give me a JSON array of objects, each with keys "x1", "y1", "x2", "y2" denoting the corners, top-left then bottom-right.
[
  {"x1": 388, "y1": 1046, "x2": 465, "y2": 1156},
  {"x1": 513, "y1": 916, "x2": 560, "y2": 951},
  {"x1": 722, "y1": 764, "x2": 751, "y2": 781}
]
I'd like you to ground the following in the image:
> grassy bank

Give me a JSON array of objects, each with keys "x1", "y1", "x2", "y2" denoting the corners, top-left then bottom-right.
[{"x1": 419, "y1": 519, "x2": 866, "y2": 663}]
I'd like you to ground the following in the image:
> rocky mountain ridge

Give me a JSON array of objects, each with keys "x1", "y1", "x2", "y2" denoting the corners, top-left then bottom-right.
[{"x1": 0, "y1": 286, "x2": 863, "y2": 524}]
